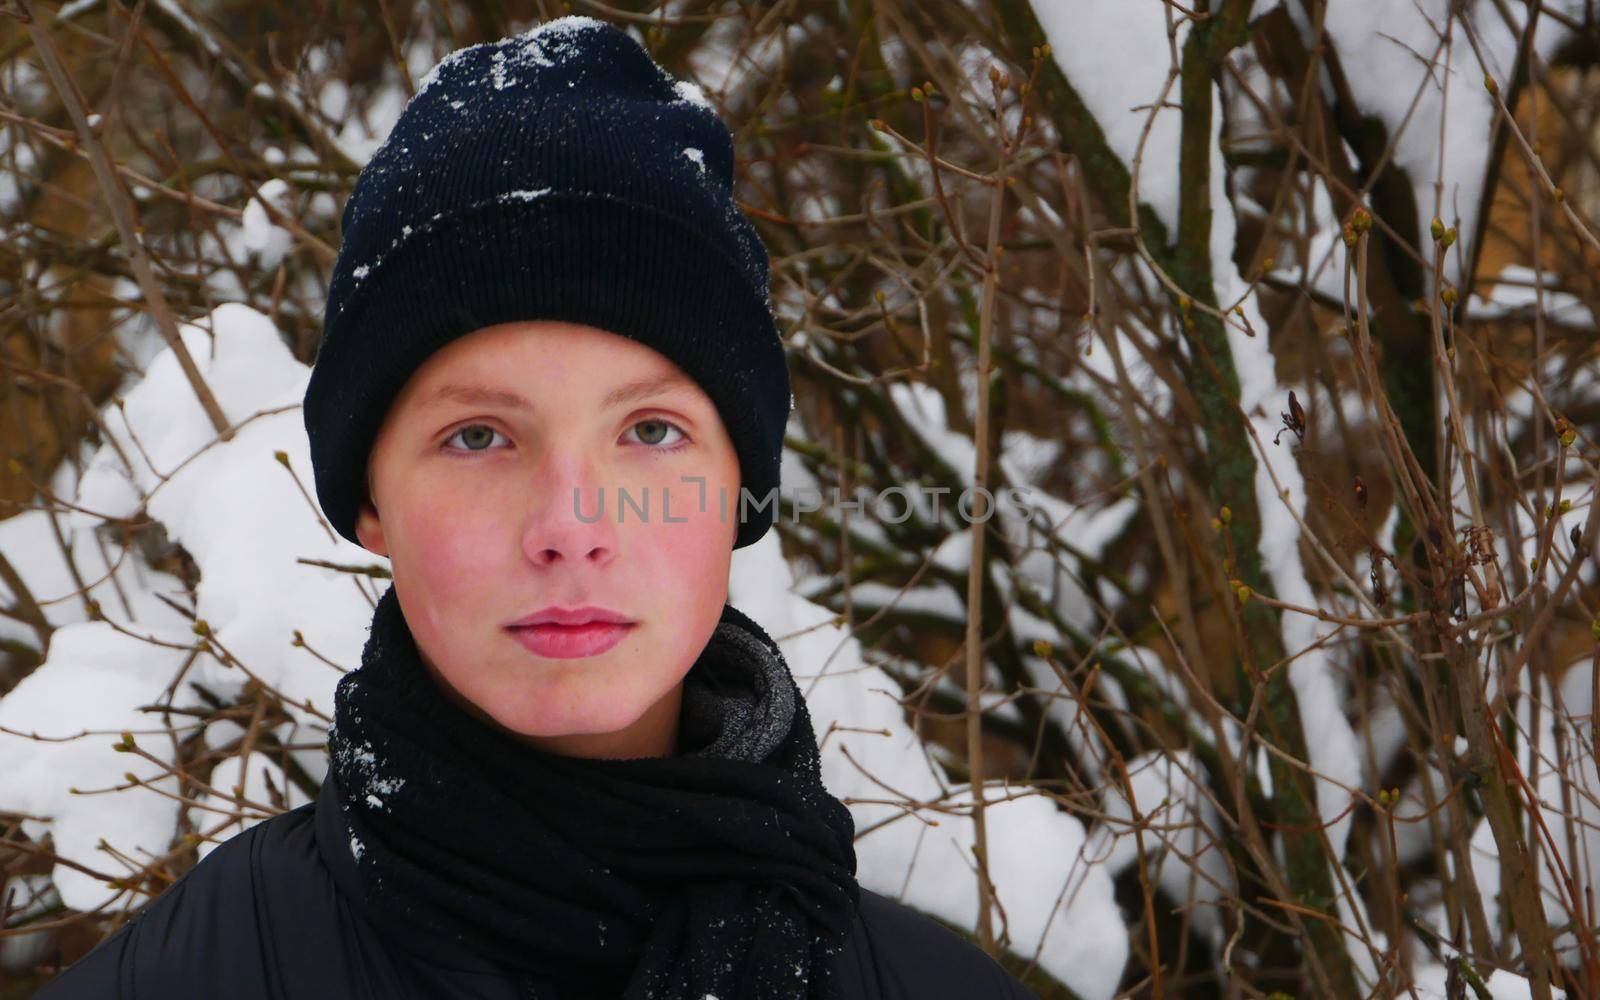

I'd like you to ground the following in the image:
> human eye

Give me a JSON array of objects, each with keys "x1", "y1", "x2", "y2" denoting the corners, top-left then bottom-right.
[
  {"x1": 624, "y1": 417, "x2": 690, "y2": 453},
  {"x1": 442, "y1": 423, "x2": 511, "y2": 453}
]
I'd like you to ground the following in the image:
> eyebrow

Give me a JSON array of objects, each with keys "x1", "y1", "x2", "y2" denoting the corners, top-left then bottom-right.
[
  {"x1": 427, "y1": 374, "x2": 697, "y2": 412},
  {"x1": 600, "y1": 373, "x2": 698, "y2": 409},
  {"x1": 429, "y1": 383, "x2": 533, "y2": 410}
]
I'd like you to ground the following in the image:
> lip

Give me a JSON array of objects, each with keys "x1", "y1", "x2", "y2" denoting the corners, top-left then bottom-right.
[
  {"x1": 507, "y1": 621, "x2": 635, "y2": 659},
  {"x1": 506, "y1": 606, "x2": 635, "y2": 628},
  {"x1": 504, "y1": 606, "x2": 636, "y2": 660}
]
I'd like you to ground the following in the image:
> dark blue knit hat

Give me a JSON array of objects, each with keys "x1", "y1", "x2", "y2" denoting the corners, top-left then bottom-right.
[{"x1": 303, "y1": 15, "x2": 790, "y2": 551}]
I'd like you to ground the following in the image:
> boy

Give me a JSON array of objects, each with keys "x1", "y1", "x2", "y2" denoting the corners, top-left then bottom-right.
[{"x1": 36, "y1": 16, "x2": 1038, "y2": 999}]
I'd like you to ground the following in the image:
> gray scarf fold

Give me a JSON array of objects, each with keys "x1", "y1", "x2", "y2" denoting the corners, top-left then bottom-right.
[{"x1": 677, "y1": 614, "x2": 797, "y2": 763}]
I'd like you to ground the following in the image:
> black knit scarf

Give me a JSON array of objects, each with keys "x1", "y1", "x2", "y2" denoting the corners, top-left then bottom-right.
[{"x1": 327, "y1": 583, "x2": 860, "y2": 999}]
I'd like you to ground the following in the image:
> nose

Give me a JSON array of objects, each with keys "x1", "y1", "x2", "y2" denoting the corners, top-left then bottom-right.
[{"x1": 519, "y1": 451, "x2": 620, "y2": 569}]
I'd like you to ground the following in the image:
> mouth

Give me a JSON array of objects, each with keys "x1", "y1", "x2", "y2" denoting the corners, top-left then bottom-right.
[
  {"x1": 506, "y1": 605, "x2": 635, "y2": 628},
  {"x1": 505, "y1": 620, "x2": 636, "y2": 659}
]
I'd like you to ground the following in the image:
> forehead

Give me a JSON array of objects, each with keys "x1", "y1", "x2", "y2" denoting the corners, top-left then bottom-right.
[
  {"x1": 393, "y1": 320, "x2": 704, "y2": 415},
  {"x1": 425, "y1": 372, "x2": 700, "y2": 412}
]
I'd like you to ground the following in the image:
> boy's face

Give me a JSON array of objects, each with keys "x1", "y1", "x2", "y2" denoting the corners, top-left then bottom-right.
[{"x1": 354, "y1": 320, "x2": 742, "y2": 760}]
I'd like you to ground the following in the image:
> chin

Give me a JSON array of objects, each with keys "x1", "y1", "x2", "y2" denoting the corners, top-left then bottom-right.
[{"x1": 485, "y1": 695, "x2": 642, "y2": 741}]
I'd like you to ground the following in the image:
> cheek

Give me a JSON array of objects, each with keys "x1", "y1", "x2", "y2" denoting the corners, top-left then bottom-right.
[
  {"x1": 389, "y1": 473, "x2": 517, "y2": 599},
  {"x1": 635, "y1": 479, "x2": 734, "y2": 598},
  {"x1": 388, "y1": 477, "x2": 521, "y2": 697}
]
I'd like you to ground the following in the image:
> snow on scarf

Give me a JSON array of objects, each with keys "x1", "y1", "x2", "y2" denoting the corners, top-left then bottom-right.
[{"x1": 327, "y1": 582, "x2": 860, "y2": 999}]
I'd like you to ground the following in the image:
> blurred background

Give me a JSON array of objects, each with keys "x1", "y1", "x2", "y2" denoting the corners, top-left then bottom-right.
[{"x1": 1, "y1": 1, "x2": 1598, "y2": 997}]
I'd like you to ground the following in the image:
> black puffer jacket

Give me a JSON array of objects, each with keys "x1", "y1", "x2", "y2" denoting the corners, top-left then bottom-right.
[{"x1": 33, "y1": 773, "x2": 1040, "y2": 999}]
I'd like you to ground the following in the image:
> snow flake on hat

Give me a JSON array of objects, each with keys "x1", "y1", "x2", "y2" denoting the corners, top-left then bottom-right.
[
  {"x1": 672, "y1": 79, "x2": 711, "y2": 109},
  {"x1": 489, "y1": 50, "x2": 513, "y2": 90},
  {"x1": 498, "y1": 187, "x2": 554, "y2": 203},
  {"x1": 414, "y1": 14, "x2": 605, "y2": 101},
  {"x1": 681, "y1": 147, "x2": 706, "y2": 175},
  {"x1": 337, "y1": 208, "x2": 451, "y2": 304},
  {"x1": 516, "y1": 13, "x2": 608, "y2": 45},
  {"x1": 415, "y1": 46, "x2": 479, "y2": 100}
]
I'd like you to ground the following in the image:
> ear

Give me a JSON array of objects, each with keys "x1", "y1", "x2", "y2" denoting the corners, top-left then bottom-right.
[
  {"x1": 731, "y1": 480, "x2": 742, "y2": 549},
  {"x1": 354, "y1": 491, "x2": 390, "y2": 557}
]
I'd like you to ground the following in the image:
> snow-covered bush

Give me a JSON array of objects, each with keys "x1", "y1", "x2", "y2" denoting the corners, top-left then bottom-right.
[{"x1": 3, "y1": 1, "x2": 1598, "y2": 997}]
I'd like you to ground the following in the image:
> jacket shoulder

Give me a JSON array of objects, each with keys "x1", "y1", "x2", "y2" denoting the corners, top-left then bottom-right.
[
  {"x1": 853, "y1": 887, "x2": 1041, "y2": 999},
  {"x1": 32, "y1": 807, "x2": 315, "y2": 1000}
]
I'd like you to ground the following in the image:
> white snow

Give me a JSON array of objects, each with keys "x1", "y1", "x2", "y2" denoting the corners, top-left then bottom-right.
[
  {"x1": 1032, "y1": 0, "x2": 1189, "y2": 233},
  {"x1": 1430, "y1": 658, "x2": 1600, "y2": 969},
  {"x1": 52, "y1": 0, "x2": 100, "y2": 19},
  {"x1": 1028, "y1": 1, "x2": 1396, "y2": 986},
  {"x1": 1411, "y1": 951, "x2": 1569, "y2": 999},
  {"x1": 1309, "y1": 1, "x2": 1586, "y2": 287},
  {"x1": 0, "y1": 874, "x2": 60, "y2": 972},
  {"x1": 237, "y1": 177, "x2": 295, "y2": 269},
  {"x1": 0, "y1": 622, "x2": 198, "y2": 909},
  {"x1": 500, "y1": 187, "x2": 554, "y2": 203},
  {"x1": 732, "y1": 536, "x2": 1127, "y2": 999},
  {"x1": 673, "y1": 79, "x2": 711, "y2": 108},
  {"x1": 0, "y1": 302, "x2": 379, "y2": 910},
  {"x1": 22, "y1": 7, "x2": 1595, "y2": 993},
  {"x1": 1089, "y1": 749, "x2": 1232, "y2": 949},
  {"x1": 414, "y1": 15, "x2": 608, "y2": 102},
  {"x1": 192, "y1": 750, "x2": 306, "y2": 861},
  {"x1": 1470, "y1": 263, "x2": 1598, "y2": 329}
]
